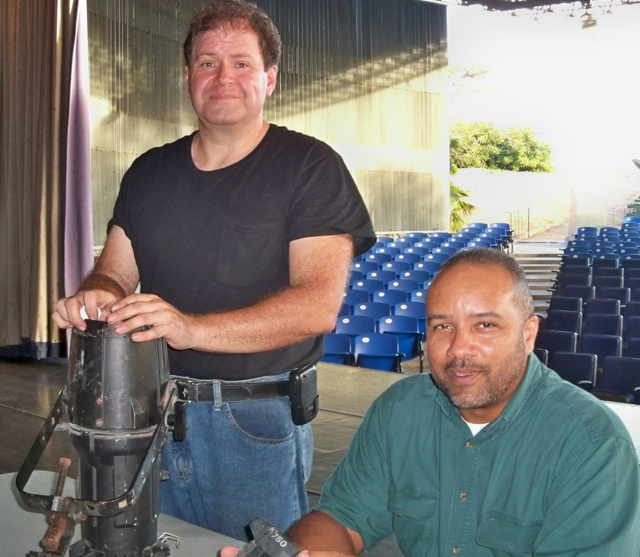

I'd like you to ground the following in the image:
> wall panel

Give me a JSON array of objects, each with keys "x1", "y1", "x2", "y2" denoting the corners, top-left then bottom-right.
[{"x1": 87, "y1": 0, "x2": 448, "y2": 241}]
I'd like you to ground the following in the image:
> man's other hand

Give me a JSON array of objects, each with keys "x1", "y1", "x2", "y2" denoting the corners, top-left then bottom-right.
[{"x1": 107, "y1": 293, "x2": 198, "y2": 350}]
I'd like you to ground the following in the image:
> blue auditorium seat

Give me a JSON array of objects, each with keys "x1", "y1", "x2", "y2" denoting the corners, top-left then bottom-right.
[
  {"x1": 591, "y1": 356, "x2": 640, "y2": 404},
  {"x1": 322, "y1": 333, "x2": 353, "y2": 365},
  {"x1": 379, "y1": 315, "x2": 423, "y2": 371},
  {"x1": 583, "y1": 298, "x2": 620, "y2": 318},
  {"x1": 535, "y1": 330, "x2": 578, "y2": 357},
  {"x1": 583, "y1": 313, "x2": 623, "y2": 337},
  {"x1": 544, "y1": 310, "x2": 582, "y2": 335},
  {"x1": 372, "y1": 289, "x2": 408, "y2": 307},
  {"x1": 549, "y1": 351, "x2": 596, "y2": 390},
  {"x1": 354, "y1": 333, "x2": 404, "y2": 373},
  {"x1": 548, "y1": 297, "x2": 583, "y2": 313},
  {"x1": 579, "y1": 334, "x2": 622, "y2": 368}
]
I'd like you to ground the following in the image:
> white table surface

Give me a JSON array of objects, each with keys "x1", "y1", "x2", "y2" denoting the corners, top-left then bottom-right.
[{"x1": 1, "y1": 471, "x2": 241, "y2": 557}]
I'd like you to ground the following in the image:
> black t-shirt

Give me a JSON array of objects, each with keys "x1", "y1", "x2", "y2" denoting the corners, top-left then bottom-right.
[{"x1": 111, "y1": 124, "x2": 375, "y2": 379}]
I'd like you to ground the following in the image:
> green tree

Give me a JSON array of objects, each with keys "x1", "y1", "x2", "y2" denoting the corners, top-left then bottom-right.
[
  {"x1": 450, "y1": 183, "x2": 476, "y2": 233},
  {"x1": 450, "y1": 122, "x2": 553, "y2": 174}
]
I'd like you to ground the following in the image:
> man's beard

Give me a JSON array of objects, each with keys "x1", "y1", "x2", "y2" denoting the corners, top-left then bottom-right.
[{"x1": 430, "y1": 338, "x2": 527, "y2": 411}]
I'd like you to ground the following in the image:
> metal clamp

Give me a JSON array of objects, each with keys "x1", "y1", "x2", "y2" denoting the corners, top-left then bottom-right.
[{"x1": 158, "y1": 532, "x2": 182, "y2": 549}]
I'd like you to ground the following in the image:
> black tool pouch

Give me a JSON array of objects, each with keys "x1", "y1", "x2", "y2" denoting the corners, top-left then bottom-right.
[{"x1": 288, "y1": 364, "x2": 319, "y2": 425}]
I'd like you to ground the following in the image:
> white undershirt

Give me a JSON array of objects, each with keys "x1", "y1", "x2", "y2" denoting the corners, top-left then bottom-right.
[{"x1": 462, "y1": 418, "x2": 489, "y2": 436}]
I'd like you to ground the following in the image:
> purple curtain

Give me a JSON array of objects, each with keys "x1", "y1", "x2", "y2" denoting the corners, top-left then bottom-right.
[{"x1": 65, "y1": 0, "x2": 94, "y2": 298}]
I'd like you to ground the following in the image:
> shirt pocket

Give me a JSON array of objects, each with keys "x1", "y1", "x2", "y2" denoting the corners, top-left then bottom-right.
[
  {"x1": 476, "y1": 511, "x2": 542, "y2": 556},
  {"x1": 388, "y1": 483, "x2": 439, "y2": 557},
  {"x1": 216, "y1": 217, "x2": 285, "y2": 288}
]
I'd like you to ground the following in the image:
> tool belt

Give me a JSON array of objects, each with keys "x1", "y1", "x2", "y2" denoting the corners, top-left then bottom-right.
[{"x1": 170, "y1": 364, "x2": 319, "y2": 440}]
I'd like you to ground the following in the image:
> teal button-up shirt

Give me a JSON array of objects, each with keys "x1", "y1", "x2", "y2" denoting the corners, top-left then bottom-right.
[{"x1": 315, "y1": 356, "x2": 640, "y2": 556}]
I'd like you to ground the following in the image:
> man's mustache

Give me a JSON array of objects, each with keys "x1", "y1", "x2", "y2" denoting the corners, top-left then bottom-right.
[{"x1": 443, "y1": 359, "x2": 490, "y2": 373}]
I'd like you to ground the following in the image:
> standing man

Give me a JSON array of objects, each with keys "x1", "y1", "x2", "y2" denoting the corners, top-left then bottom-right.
[
  {"x1": 53, "y1": 0, "x2": 375, "y2": 541},
  {"x1": 260, "y1": 249, "x2": 640, "y2": 556}
]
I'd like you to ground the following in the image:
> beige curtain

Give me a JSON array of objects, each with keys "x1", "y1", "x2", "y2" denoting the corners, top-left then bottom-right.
[{"x1": 0, "y1": 0, "x2": 92, "y2": 358}]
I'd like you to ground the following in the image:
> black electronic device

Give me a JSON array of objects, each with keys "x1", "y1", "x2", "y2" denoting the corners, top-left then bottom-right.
[
  {"x1": 236, "y1": 518, "x2": 301, "y2": 557},
  {"x1": 288, "y1": 364, "x2": 319, "y2": 426}
]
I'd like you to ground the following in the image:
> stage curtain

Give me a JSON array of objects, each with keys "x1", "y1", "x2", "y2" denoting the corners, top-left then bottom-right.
[{"x1": 0, "y1": 0, "x2": 93, "y2": 359}]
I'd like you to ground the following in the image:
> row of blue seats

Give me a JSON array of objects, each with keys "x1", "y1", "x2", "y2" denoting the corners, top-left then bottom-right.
[
  {"x1": 370, "y1": 239, "x2": 496, "y2": 256},
  {"x1": 568, "y1": 220, "x2": 640, "y2": 249},
  {"x1": 349, "y1": 276, "x2": 432, "y2": 295},
  {"x1": 542, "y1": 308, "x2": 640, "y2": 341},
  {"x1": 353, "y1": 241, "x2": 505, "y2": 281},
  {"x1": 357, "y1": 241, "x2": 498, "y2": 266},
  {"x1": 354, "y1": 252, "x2": 449, "y2": 271},
  {"x1": 323, "y1": 332, "x2": 409, "y2": 373},
  {"x1": 334, "y1": 306, "x2": 426, "y2": 336},
  {"x1": 556, "y1": 273, "x2": 640, "y2": 291},
  {"x1": 564, "y1": 243, "x2": 640, "y2": 257},
  {"x1": 549, "y1": 284, "x2": 632, "y2": 306},
  {"x1": 572, "y1": 220, "x2": 640, "y2": 237},
  {"x1": 359, "y1": 223, "x2": 513, "y2": 260},
  {"x1": 352, "y1": 256, "x2": 442, "y2": 275},
  {"x1": 561, "y1": 253, "x2": 640, "y2": 267},
  {"x1": 572, "y1": 232, "x2": 640, "y2": 243},
  {"x1": 568, "y1": 236, "x2": 640, "y2": 247},
  {"x1": 548, "y1": 297, "x2": 640, "y2": 320},
  {"x1": 555, "y1": 262, "x2": 640, "y2": 281},
  {"x1": 532, "y1": 349, "x2": 640, "y2": 404},
  {"x1": 536, "y1": 329, "x2": 626, "y2": 363},
  {"x1": 342, "y1": 288, "x2": 426, "y2": 311},
  {"x1": 373, "y1": 222, "x2": 512, "y2": 246}
]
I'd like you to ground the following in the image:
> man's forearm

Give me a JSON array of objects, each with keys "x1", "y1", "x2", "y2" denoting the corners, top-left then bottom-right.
[
  {"x1": 188, "y1": 281, "x2": 341, "y2": 354},
  {"x1": 287, "y1": 511, "x2": 363, "y2": 555}
]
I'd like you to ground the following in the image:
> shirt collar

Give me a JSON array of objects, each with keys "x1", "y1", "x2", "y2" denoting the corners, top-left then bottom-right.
[
  {"x1": 498, "y1": 353, "x2": 544, "y2": 424},
  {"x1": 434, "y1": 354, "x2": 545, "y2": 435}
]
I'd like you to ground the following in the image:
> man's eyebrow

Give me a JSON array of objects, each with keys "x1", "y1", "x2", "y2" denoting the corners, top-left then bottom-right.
[
  {"x1": 472, "y1": 311, "x2": 504, "y2": 319},
  {"x1": 427, "y1": 311, "x2": 504, "y2": 324},
  {"x1": 427, "y1": 314, "x2": 449, "y2": 324},
  {"x1": 194, "y1": 51, "x2": 253, "y2": 59}
]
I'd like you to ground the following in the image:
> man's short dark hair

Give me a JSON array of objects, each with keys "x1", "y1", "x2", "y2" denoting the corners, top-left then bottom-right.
[
  {"x1": 430, "y1": 248, "x2": 535, "y2": 320},
  {"x1": 184, "y1": 0, "x2": 281, "y2": 69}
]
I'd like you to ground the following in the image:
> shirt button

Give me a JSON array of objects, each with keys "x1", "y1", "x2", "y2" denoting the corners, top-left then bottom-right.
[
  {"x1": 453, "y1": 547, "x2": 461, "y2": 554},
  {"x1": 460, "y1": 493, "x2": 467, "y2": 501},
  {"x1": 466, "y1": 441, "x2": 473, "y2": 448}
]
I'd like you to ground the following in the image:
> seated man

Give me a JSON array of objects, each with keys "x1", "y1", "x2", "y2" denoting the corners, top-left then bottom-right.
[{"x1": 226, "y1": 248, "x2": 640, "y2": 556}]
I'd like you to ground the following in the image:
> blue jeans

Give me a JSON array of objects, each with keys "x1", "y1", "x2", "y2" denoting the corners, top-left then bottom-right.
[{"x1": 160, "y1": 372, "x2": 313, "y2": 541}]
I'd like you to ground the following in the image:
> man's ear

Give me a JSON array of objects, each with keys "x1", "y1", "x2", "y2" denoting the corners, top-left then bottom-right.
[
  {"x1": 265, "y1": 65, "x2": 278, "y2": 97},
  {"x1": 523, "y1": 314, "x2": 540, "y2": 355}
]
